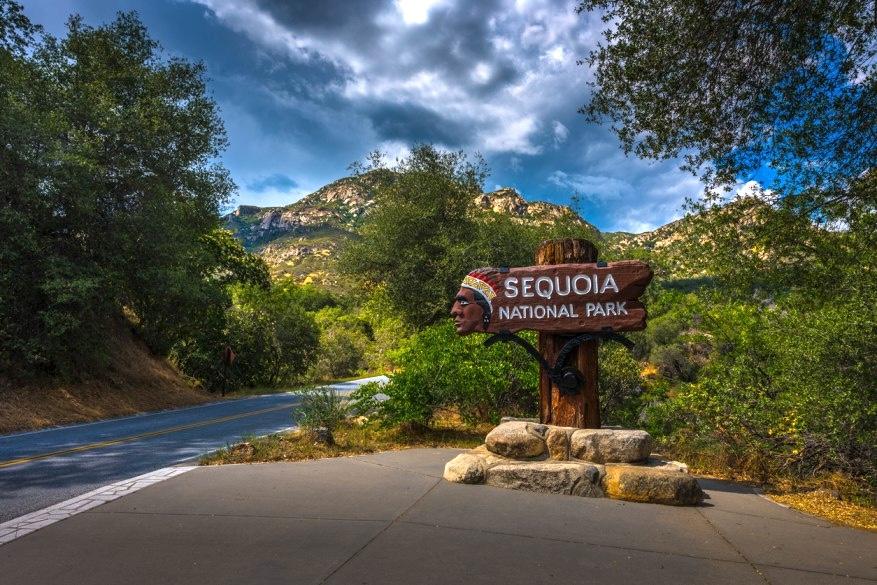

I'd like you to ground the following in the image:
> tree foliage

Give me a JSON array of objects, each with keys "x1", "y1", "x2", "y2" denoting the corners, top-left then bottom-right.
[
  {"x1": 340, "y1": 144, "x2": 594, "y2": 328},
  {"x1": 579, "y1": 0, "x2": 875, "y2": 206},
  {"x1": 352, "y1": 322, "x2": 538, "y2": 427},
  {"x1": 0, "y1": 4, "x2": 252, "y2": 376}
]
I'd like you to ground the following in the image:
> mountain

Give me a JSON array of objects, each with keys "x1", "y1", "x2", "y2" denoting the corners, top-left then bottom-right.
[{"x1": 224, "y1": 171, "x2": 673, "y2": 288}]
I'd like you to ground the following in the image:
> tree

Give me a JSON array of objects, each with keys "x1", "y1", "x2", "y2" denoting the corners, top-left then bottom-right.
[
  {"x1": 0, "y1": 4, "x2": 242, "y2": 375},
  {"x1": 577, "y1": 3, "x2": 875, "y2": 490},
  {"x1": 578, "y1": 1, "x2": 875, "y2": 211},
  {"x1": 230, "y1": 283, "x2": 320, "y2": 386},
  {"x1": 340, "y1": 145, "x2": 545, "y2": 327}
]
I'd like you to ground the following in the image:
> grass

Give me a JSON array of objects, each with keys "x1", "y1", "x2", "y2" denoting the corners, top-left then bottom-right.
[
  {"x1": 661, "y1": 443, "x2": 876, "y2": 532},
  {"x1": 767, "y1": 490, "x2": 877, "y2": 531},
  {"x1": 200, "y1": 418, "x2": 490, "y2": 466}
]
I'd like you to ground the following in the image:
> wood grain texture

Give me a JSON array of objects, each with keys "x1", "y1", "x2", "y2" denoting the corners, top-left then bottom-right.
[{"x1": 536, "y1": 239, "x2": 607, "y2": 428}]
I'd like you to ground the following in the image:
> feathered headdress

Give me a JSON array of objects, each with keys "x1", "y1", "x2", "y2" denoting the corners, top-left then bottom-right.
[{"x1": 461, "y1": 268, "x2": 502, "y2": 314}]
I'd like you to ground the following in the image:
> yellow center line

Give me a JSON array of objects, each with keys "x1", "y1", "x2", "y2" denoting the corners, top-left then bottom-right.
[{"x1": 0, "y1": 403, "x2": 294, "y2": 469}]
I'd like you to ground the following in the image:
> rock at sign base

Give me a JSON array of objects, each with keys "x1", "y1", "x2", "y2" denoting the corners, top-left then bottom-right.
[
  {"x1": 443, "y1": 454, "x2": 485, "y2": 484},
  {"x1": 485, "y1": 421, "x2": 547, "y2": 459},
  {"x1": 570, "y1": 429, "x2": 652, "y2": 463},
  {"x1": 546, "y1": 427, "x2": 574, "y2": 460},
  {"x1": 486, "y1": 462, "x2": 604, "y2": 497},
  {"x1": 603, "y1": 464, "x2": 704, "y2": 505}
]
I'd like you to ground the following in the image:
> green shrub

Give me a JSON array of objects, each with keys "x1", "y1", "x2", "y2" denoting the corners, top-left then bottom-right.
[
  {"x1": 308, "y1": 307, "x2": 370, "y2": 381},
  {"x1": 598, "y1": 344, "x2": 644, "y2": 427},
  {"x1": 644, "y1": 297, "x2": 876, "y2": 488},
  {"x1": 295, "y1": 387, "x2": 349, "y2": 432},
  {"x1": 351, "y1": 322, "x2": 538, "y2": 426}
]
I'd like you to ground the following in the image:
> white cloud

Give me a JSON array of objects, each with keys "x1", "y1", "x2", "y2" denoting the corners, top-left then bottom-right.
[
  {"x1": 552, "y1": 120, "x2": 569, "y2": 145},
  {"x1": 482, "y1": 115, "x2": 542, "y2": 155},
  {"x1": 548, "y1": 170, "x2": 630, "y2": 201},
  {"x1": 377, "y1": 140, "x2": 413, "y2": 164},
  {"x1": 471, "y1": 62, "x2": 492, "y2": 84},
  {"x1": 544, "y1": 45, "x2": 566, "y2": 63},
  {"x1": 734, "y1": 180, "x2": 772, "y2": 201},
  {"x1": 395, "y1": 0, "x2": 447, "y2": 25}
]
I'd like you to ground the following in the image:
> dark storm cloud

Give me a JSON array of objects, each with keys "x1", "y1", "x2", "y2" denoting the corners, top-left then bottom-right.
[
  {"x1": 364, "y1": 101, "x2": 469, "y2": 145},
  {"x1": 253, "y1": 0, "x2": 391, "y2": 40},
  {"x1": 247, "y1": 173, "x2": 299, "y2": 192}
]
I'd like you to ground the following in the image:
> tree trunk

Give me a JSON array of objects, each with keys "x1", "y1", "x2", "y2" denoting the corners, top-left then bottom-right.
[{"x1": 536, "y1": 239, "x2": 601, "y2": 428}]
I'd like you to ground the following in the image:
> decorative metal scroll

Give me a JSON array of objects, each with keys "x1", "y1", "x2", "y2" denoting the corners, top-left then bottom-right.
[{"x1": 484, "y1": 330, "x2": 634, "y2": 396}]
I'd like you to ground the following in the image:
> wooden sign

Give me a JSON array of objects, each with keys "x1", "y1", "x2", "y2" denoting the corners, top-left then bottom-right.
[{"x1": 451, "y1": 260, "x2": 652, "y2": 335}]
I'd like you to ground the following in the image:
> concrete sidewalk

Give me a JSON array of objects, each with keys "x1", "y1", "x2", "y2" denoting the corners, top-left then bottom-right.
[{"x1": 1, "y1": 448, "x2": 874, "y2": 584}]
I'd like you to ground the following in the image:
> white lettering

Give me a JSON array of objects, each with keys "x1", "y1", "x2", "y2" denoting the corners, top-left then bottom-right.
[
  {"x1": 546, "y1": 305, "x2": 557, "y2": 318},
  {"x1": 586, "y1": 302, "x2": 596, "y2": 317},
  {"x1": 521, "y1": 277, "x2": 535, "y2": 298},
  {"x1": 606, "y1": 303, "x2": 617, "y2": 316},
  {"x1": 593, "y1": 303, "x2": 606, "y2": 317},
  {"x1": 535, "y1": 276, "x2": 554, "y2": 299},
  {"x1": 504, "y1": 278, "x2": 519, "y2": 298},
  {"x1": 510, "y1": 306, "x2": 522, "y2": 319},
  {"x1": 555, "y1": 275, "x2": 571, "y2": 296},
  {"x1": 617, "y1": 301, "x2": 627, "y2": 315},
  {"x1": 572, "y1": 275, "x2": 591, "y2": 294},
  {"x1": 600, "y1": 273, "x2": 619, "y2": 293},
  {"x1": 499, "y1": 306, "x2": 510, "y2": 319},
  {"x1": 534, "y1": 305, "x2": 546, "y2": 319},
  {"x1": 558, "y1": 304, "x2": 570, "y2": 318}
]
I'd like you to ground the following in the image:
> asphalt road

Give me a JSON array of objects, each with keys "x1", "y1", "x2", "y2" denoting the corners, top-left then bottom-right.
[{"x1": 0, "y1": 376, "x2": 387, "y2": 523}]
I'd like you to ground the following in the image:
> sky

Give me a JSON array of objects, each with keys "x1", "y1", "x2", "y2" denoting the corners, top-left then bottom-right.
[{"x1": 19, "y1": 0, "x2": 742, "y2": 233}]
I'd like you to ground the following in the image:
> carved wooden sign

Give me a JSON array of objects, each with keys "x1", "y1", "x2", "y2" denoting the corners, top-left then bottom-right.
[{"x1": 451, "y1": 260, "x2": 653, "y2": 335}]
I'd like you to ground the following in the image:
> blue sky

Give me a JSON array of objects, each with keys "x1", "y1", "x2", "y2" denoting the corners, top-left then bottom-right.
[{"x1": 20, "y1": 0, "x2": 741, "y2": 232}]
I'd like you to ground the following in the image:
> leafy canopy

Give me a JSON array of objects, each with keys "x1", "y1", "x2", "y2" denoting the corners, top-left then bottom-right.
[
  {"x1": 0, "y1": 3, "x2": 255, "y2": 375},
  {"x1": 579, "y1": 0, "x2": 875, "y2": 205}
]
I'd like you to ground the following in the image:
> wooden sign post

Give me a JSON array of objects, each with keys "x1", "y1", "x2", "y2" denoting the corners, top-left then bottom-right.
[
  {"x1": 451, "y1": 238, "x2": 652, "y2": 429},
  {"x1": 536, "y1": 239, "x2": 599, "y2": 428}
]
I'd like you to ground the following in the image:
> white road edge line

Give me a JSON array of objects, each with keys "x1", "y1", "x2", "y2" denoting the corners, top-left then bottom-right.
[{"x1": 0, "y1": 466, "x2": 197, "y2": 546}]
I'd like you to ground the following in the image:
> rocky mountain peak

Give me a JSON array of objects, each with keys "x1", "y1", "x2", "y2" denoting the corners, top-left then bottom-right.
[
  {"x1": 225, "y1": 172, "x2": 617, "y2": 287},
  {"x1": 478, "y1": 188, "x2": 529, "y2": 216}
]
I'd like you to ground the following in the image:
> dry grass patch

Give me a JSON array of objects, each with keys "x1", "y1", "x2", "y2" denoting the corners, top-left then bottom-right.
[
  {"x1": 662, "y1": 444, "x2": 876, "y2": 531},
  {"x1": 767, "y1": 490, "x2": 877, "y2": 531},
  {"x1": 201, "y1": 419, "x2": 490, "y2": 465}
]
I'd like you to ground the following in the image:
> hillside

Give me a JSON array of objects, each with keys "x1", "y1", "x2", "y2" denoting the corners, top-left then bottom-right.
[
  {"x1": 0, "y1": 319, "x2": 213, "y2": 434},
  {"x1": 225, "y1": 172, "x2": 634, "y2": 287}
]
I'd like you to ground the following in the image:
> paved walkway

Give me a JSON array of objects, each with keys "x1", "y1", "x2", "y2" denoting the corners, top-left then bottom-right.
[{"x1": 0, "y1": 448, "x2": 874, "y2": 584}]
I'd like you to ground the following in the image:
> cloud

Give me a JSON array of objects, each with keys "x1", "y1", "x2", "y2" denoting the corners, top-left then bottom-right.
[
  {"x1": 161, "y1": 0, "x2": 716, "y2": 231},
  {"x1": 247, "y1": 173, "x2": 299, "y2": 192},
  {"x1": 548, "y1": 170, "x2": 630, "y2": 201},
  {"x1": 552, "y1": 120, "x2": 569, "y2": 145},
  {"x1": 191, "y1": 0, "x2": 598, "y2": 155},
  {"x1": 734, "y1": 179, "x2": 773, "y2": 201},
  {"x1": 395, "y1": 0, "x2": 448, "y2": 25}
]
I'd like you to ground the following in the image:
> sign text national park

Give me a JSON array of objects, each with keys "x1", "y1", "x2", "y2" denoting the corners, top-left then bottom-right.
[{"x1": 451, "y1": 260, "x2": 653, "y2": 335}]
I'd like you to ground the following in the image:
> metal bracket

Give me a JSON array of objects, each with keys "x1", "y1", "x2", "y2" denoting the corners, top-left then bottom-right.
[{"x1": 484, "y1": 330, "x2": 634, "y2": 396}]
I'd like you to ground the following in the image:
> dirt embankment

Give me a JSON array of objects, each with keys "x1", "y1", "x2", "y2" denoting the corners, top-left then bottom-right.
[{"x1": 0, "y1": 321, "x2": 215, "y2": 435}]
